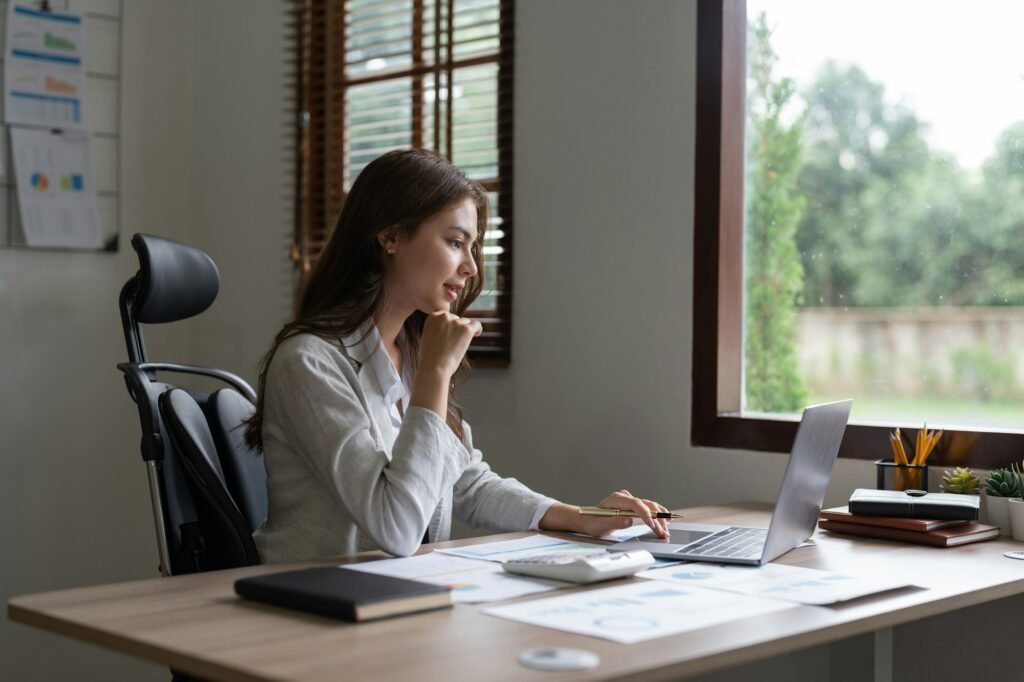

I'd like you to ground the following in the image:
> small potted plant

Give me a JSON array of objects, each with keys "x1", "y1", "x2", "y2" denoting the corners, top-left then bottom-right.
[
  {"x1": 941, "y1": 467, "x2": 981, "y2": 495},
  {"x1": 984, "y1": 469, "x2": 1017, "y2": 535},
  {"x1": 1008, "y1": 462, "x2": 1024, "y2": 542}
]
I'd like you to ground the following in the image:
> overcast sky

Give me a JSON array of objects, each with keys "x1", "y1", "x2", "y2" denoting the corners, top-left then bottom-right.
[{"x1": 748, "y1": 0, "x2": 1024, "y2": 171}]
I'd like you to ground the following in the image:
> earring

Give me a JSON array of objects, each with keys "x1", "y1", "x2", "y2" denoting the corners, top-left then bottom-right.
[{"x1": 386, "y1": 248, "x2": 395, "y2": 255}]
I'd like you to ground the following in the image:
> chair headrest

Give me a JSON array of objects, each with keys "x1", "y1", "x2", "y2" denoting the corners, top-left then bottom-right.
[{"x1": 131, "y1": 233, "x2": 219, "y2": 324}]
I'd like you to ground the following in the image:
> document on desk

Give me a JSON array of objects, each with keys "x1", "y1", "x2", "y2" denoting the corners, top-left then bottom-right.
[
  {"x1": 483, "y1": 581, "x2": 797, "y2": 644},
  {"x1": 343, "y1": 552, "x2": 566, "y2": 604},
  {"x1": 437, "y1": 533, "x2": 681, "y2": 569},
  {"x1": 436, "y1": 534, "x2": 602, "y2": 563},
  {"x1": 635, "y1": 562, "x2": 914, "y2": 605}
]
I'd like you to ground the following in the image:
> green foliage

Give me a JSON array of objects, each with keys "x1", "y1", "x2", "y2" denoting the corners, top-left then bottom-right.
[
  {"x1": 796, "y1": 61, "x2": 930, "y2": 307},
  {"x1": 794, "y1": 61, "x2": 1024, "y2": 308},
  {"x1": 985, "y1": 469, "x2": 1020, "y2": 498},
  {"x1": 941, "y1": 467, "x2": 981, "y2": 495},
  {"x1": 743, "y1": 14, "x2": 808, "y2": 413},
  {"x1": 951, "y1": 345, "x2": 1019, "y2": 402},
  {"x1": 1011, "y1": 462, "x2": 1024, "y2": 501}
]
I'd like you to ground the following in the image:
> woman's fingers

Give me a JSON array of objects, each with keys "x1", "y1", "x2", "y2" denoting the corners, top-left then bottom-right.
[
  {"x1": 641, "y1": 498, "x2": 671, "y2": 538},
  {"x1": 420, "y1": 312, "x2": 485, "y2": 376},
  {"x1": 591, "y1": 490, "x2": 673, "y2": 540},
  {"x1": 613, "y1": 492, "x2": 657, "y2": 534}
]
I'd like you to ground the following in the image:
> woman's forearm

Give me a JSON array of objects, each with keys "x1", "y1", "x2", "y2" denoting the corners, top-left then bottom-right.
[
  {"x1": 538, "y1": 502, "x2": 584, "y2": 534},
  {"x1": 409, "y1": 367, "x2": 450, "y2": 420}
]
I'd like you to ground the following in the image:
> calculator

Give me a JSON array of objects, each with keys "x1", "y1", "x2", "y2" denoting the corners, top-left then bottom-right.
[{"x1": 501, "y1": 549, "x2": 655, "y2": 584}]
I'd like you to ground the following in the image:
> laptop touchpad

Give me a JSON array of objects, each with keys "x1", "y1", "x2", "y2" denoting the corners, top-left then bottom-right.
[{"x1": 635, "y1": 529, "x2": 714, "y2": 545}]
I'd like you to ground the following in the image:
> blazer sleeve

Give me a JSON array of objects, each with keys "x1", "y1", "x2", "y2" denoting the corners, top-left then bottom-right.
[
  {"x1": 265, "y1": 341, "x2": 472, "y2": 556},
  {"x1": 452, "y1": 421, "x2": 558, "y2": 532}
]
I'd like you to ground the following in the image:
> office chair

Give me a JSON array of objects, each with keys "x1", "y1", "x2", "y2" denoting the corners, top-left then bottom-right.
[
  {"x1": 160, "y1": 389, "x2": 260, "y2": 568},
  {"x1": 118, "y1": 233, "x2": 266, "y2": 576}
]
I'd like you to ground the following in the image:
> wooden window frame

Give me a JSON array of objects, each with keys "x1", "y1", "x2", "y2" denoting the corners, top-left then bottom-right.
[
  {"x1": 692, "y1": 0, "x2": 1020, "y2": 467},
  {"x1": 293, "y1": 0, "x2": 514, "y2": 367}
]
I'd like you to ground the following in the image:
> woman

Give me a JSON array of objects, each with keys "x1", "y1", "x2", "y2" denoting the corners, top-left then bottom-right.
[{"x1": 246, "y1": 149, "x2": 670, "y2": 562}]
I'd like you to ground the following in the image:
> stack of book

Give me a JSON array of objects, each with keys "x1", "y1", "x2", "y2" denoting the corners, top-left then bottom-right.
[{"x1": 819, "y1": 502, "x2": 999, "y2": 548}]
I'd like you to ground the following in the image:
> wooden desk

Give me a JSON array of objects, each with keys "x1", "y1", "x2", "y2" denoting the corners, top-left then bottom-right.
[{"x1": 9, "y1": 504, "x2": 1024, "y2": 681}]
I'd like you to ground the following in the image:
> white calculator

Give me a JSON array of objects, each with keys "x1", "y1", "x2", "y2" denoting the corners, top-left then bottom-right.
[{"x1": 501, "y1": 549, "x2": 655, "y2": 584}]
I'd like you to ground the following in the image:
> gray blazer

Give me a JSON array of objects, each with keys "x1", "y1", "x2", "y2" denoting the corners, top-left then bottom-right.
[{"x1": 253, "y1": 331, "x2": 555, "y2": 563}]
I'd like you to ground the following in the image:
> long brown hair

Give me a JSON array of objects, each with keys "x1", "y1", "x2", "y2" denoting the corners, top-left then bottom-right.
[{"x1": 245, "y1": 149, "x2": 487, "y2": 450}]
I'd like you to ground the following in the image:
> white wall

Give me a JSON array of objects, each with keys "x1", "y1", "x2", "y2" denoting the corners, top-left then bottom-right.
[
  {"x1": 188, "y1": 1, "x2": 293, "y2": 369},
  {"x1": 0, "y1": 2, "x2": 193, "y2": 679}
]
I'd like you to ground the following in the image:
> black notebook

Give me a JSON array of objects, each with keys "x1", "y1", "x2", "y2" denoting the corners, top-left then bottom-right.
[
  {"x1": 235, "y1": 566, "x2": 452, "y2": 622},
  {"x1": 848, "y1": 488, "x2": 980, "y2": 521}
]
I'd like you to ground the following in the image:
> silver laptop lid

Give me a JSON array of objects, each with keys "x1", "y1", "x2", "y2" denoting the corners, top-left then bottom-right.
[{"x1": 760, "y1": 399, "x2": 852, "y2": 563}]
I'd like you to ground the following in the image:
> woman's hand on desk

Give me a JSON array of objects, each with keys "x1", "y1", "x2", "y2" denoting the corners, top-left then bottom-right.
[{"x1": 539, "y1": 490, "x2": 671, "y2": 539}]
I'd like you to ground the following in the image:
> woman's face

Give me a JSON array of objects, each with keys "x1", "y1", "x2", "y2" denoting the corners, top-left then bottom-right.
[{"x1": 383, "y1": 197, "x2": 479, "y2": 315}]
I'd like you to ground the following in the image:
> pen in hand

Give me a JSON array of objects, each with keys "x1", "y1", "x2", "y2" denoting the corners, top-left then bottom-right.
[{"x1": 578, "y1": 506, "x2": 684, "y2": 520}]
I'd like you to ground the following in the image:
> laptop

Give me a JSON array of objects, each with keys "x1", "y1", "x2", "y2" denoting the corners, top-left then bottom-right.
[{"x1": 610, "y1": 400, "x2": 852, "y2": 566}]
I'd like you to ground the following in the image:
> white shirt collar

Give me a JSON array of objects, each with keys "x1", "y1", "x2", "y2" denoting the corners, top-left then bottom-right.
[{"x1": 341, "y1": 320, "x2": 408, "y2": 428}]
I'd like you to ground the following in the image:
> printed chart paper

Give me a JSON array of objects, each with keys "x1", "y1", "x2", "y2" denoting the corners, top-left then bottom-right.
[
  {"x1": 10, "y1": 127, "x2": 102, "y2": 248},
  {"x1": 436, "y1": 534, "x2": 604, "y2": 563},
  {"x1": 484, "y1": 581, "x2": 797, "y2": 644},
  {"x1": 4, "y1": 3, "x2": 86, "y2": 129},
  {"x1": 636, "y1": 562, "x2": 914, "y2": 605},
  {"x1": 343, "y1": 552, "x2": 567, "y2": 604}
]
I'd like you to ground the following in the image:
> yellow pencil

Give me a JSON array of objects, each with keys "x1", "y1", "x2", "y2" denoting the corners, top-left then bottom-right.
[
  {"x1": 894, "y1": 429, "x2": 908, "y2": 465},
  {"x1": 921, "y1": 421, "x2": 929, "y2": 464}
]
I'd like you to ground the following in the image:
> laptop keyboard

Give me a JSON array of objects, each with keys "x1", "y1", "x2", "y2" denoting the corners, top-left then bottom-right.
[{"x1": 677, "y1": 527, "x2": 767, "y2": 560}]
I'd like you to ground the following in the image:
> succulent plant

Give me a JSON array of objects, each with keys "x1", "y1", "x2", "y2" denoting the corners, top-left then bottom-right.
[
  {"x1": 986, "y1": 468, "x2": 1020, "y2": 498},
  {"x1": 1011, "y1": 461, "x2": 1024, "y2": 498},
  {"x1": 941, "y1": 467, "x2": 981, "y2": 495}
]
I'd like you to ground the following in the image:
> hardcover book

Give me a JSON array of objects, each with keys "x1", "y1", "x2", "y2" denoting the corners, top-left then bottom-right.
[
  {"x1": 820, "y1": 506, "x2": 969, "y2": 532},
  {"x1": 819, "y1": 519, "x2": 998, "y2": 547},
  {"x1": 847, "y1": 488, "x2": 980, "y2": 521},
  {"x1": 235, "y1": 566, "x2": 452, "y2": 622}
]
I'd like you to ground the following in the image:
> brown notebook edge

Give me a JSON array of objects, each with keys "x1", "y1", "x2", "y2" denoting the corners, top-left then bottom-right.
[
  {"x1": 820, "y1": 506, "x2": 969, "y2": 532},
  {"x1": 819, "y1": 519, "x2": 998, "y2": 547}
]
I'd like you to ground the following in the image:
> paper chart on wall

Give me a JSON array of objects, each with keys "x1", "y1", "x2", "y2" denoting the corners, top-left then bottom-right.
[
  {"x1": 10, "y1": 127, "x2": 102, "y2": 248},
  {"x1": 483, "y1": 580, "x2": 798, "y2": 644},
  {"x1": 4, "y1": 3, "x2": 87, "y2": 130}
]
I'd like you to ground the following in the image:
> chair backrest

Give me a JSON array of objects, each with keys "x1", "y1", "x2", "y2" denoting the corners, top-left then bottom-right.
[
  {"x1": 118, "y1": 233, "x2": 266, "y2": 576},
  {"x1": 204, "y1": 389, "x2": 267, "y2": 533},
  {"x1": 159, "y1": 389, "x2": 260, "y2": 569}
]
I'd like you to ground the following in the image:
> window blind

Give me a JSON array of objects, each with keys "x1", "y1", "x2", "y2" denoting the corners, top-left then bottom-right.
[{"x1": 293, "y1": 0, "x2": 514, "y2": 364}]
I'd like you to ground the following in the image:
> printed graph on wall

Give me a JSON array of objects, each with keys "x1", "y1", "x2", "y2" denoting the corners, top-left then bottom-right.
[{"x1": 1, "y1": 0, "x2": 122, "y2": 251}]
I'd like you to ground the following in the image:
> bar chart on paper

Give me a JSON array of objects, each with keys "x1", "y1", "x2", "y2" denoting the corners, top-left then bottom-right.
[
  {"x1": 483, "y1": 581, "x2": 797, "y2": 644},
  {"x1": 4, "y1": 3, "x2": 87, "y2": 130}
]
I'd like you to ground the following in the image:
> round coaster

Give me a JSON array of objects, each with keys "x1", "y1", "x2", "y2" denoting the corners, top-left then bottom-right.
[
  {"x1": 518, "y1": 647, "x2": 600, "y2": 671},
  {"x1": 1003, "y1": 550, "x2": 1024, "y2": 560}
]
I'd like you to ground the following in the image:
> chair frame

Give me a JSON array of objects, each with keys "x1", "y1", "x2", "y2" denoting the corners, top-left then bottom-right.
[{"x1": 118, "y1": 244, "x2": 257, "y2": 577}]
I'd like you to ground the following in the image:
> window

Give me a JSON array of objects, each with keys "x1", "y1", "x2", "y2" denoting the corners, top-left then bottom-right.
[
  {"x1": 693, "y1": 0, "x2": 1024, "y2": 466},
  {"x1": 293, "y1": 0, "x2": 514, "y2": 364}
]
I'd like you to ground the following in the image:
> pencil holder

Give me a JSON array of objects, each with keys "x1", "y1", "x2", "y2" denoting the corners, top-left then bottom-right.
[{"x1": 875, "y1": 459, "x2": 929, "y2": 492}]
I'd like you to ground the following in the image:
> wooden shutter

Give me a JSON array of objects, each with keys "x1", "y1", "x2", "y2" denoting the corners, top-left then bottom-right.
[{"x1": 293, "y1": 0, "x2": 514, "y2": 365}]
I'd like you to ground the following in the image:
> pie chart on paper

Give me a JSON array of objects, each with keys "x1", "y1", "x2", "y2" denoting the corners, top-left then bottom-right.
[
  {"x1": 30, "y1": 172, "x2": 50, "y2": 191},
  {"x1": 444, "y1": 582, "x2": 480, "y2": 591}
]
